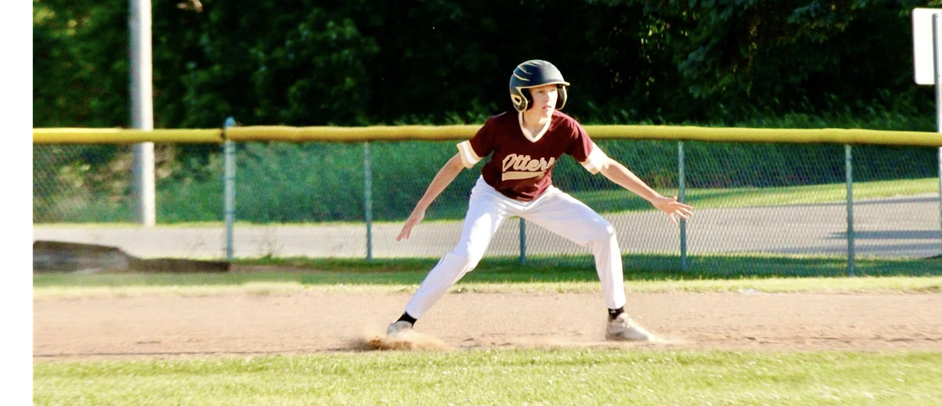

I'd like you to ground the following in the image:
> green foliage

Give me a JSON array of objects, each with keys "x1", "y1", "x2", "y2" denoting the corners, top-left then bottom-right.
[{"x1": 34, "y1": 0, "x2": 934, "y2": 128}]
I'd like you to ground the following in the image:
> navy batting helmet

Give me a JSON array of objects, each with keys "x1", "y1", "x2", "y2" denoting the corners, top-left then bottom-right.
[{"x1": 509, "y1": 60, "x2": 570, "y2": 112}]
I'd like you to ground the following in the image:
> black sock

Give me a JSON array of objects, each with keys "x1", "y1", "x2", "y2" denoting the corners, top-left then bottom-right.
[
  {"x1": 397, "y1": 312, "x2": 417, "y2": 326},
  {"x1": 608, "y1": 307, "x2": 625, "y2": 321}
]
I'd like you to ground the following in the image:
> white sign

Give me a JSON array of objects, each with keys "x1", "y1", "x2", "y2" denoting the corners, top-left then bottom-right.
[{"x1": 913, "y1": 8, "x2": 942, "y2": 85}]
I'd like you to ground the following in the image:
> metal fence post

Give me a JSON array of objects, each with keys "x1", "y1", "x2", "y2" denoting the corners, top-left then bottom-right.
[
  {"x1": 678, "y1": 141, "x2": 687, "y2": 271},
  {"x1": 845, "y1": 145, "x2": 855, "y2": 276},
  {"x1": 223, "y1": 117, "x2": 236, "y2": 261},
  {"x1": 519, "y1": 218, "x2": 527, "y2": 265},
  {"x1": 364, "y1": 141, "x2": 373, "y2": 262}
]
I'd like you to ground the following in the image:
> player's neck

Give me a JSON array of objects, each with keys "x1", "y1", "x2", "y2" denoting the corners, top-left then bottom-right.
[{"x1": 522, "y1": 110, "x2": 552, "y2": 133}]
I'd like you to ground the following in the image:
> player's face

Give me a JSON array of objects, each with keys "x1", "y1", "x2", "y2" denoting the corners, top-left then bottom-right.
[{"x1": 529, "y1": 84, "x2": 558, "y2": 117}]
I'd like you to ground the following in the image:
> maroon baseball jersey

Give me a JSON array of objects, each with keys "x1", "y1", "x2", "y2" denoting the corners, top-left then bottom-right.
[{"x1": 457, "y1": 110, "x2": 608, "y2": 201}]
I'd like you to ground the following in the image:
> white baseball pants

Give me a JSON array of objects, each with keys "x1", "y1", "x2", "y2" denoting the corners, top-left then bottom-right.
[{"x1": 404, "y1": 176, "x2": 627, "y2": 319}]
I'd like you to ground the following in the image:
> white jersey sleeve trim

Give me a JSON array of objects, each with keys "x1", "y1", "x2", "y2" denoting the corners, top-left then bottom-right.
[
  {"x1": 580, "y1": 144, "x2": 609, "y2": 175},
  {"x1": 457, "y1": 141, "x2": 482, "y2": 168}
]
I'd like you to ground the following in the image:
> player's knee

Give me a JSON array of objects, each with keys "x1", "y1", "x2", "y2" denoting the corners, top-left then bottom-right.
[
  {"x1": 591, "y1": 222, "x2": 617, "y2": 242},
  {"x1": 433, "y1": 252, "x2": 479, "y2": 282},
  {"x1": 448, "y1": 253, "x2": 483, "y2": 278},
  {"x1": 445, "y1": 250, "x2": 480, "y2": 271},
  {"x1": 463, "y1": 251, "x2": 487, "y2": 269},
  {"x1": 452, "y1": 244, "x2": 487, "y2": 266}
]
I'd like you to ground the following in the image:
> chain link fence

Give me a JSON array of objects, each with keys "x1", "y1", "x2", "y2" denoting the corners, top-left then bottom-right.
[{"x1": 33, "y1": 138, "x2": 942, "y2": 271}]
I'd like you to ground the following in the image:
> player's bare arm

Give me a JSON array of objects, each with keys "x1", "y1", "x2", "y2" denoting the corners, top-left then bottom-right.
[
  {"x1": 396, "y1": 153, "x2": 466, "y2": 241},
  {"x1": 598, "y1": 156, "x2": 693, "y2": 224}
]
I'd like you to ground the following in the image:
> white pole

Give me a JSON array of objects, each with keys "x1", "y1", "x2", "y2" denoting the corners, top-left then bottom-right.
[
  {"x1": 130, "y1": 0, "x2": 155, "y2": 226},
  {"x1": 934, "y1": 15, "x2": 942, "y2": 256}
]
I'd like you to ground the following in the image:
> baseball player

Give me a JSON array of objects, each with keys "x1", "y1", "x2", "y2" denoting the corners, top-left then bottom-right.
[{"x1": 387, "y1": 60, "x2": 693, "y2": 341}]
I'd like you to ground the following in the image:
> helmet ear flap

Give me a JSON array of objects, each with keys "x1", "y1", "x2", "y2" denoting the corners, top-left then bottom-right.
[
  {"x1": 511, "y1": 89, "x2": 529, "y2": 112},
  {"x1": 556, "y1": 85, "x2": 568, "y2": 110}
]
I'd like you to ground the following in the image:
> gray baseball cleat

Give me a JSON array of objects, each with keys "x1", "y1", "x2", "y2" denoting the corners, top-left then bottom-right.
[
  {"x1": 606, "y1": 313, "x2": 654, "y2": 342},
  {"x1": 386, "y1": 320, "x2": 414, "y2": 336}
]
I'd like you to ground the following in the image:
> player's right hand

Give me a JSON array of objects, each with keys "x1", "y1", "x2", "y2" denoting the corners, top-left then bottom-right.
[{"x1": 396, "y1": 207, "x2": 426, "y2": 241}]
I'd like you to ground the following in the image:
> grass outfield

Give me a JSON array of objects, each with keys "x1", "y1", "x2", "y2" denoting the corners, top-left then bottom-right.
[
  {"x1": 33, "y1": 349, "x2": 942, "y2": 406},
  {"x1": 33, "y1": 255, "x2": 942, "y2": 298},
  {"x1": 31, "y1": 276, "x2": 942, "y2": 298},
  {"x1": 574, "y1": 177, "x2": 939, "y2": 213}
]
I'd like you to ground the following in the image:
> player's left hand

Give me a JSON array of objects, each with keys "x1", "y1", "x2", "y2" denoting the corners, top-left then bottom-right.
[{"x1": 652, "y1": 195, "x2": 693, "y2": 225}]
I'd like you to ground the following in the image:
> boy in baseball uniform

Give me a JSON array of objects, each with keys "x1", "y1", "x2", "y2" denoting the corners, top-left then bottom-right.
[{"x1": 388, "y1": 60, "x2": 693, "y2": 341}]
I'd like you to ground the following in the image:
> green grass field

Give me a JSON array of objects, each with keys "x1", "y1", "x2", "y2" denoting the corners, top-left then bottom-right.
[
  {"x1": 31, "y1": 276, "x2": 942, "y2": 299},
  {"x1": 32, "y1": 255, "x2": 942, "y2": 299},
  {"x1": 576, "y1": 177, "x2": 938, "y2": 212},
  {"x1": 33, "y1": 349, "x2": 942, "y2": 405}
]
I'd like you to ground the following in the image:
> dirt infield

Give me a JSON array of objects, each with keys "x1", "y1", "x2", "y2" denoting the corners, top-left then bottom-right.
[{"x1": 34, "y1": 291, "x2": 942, "y2": 361}]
